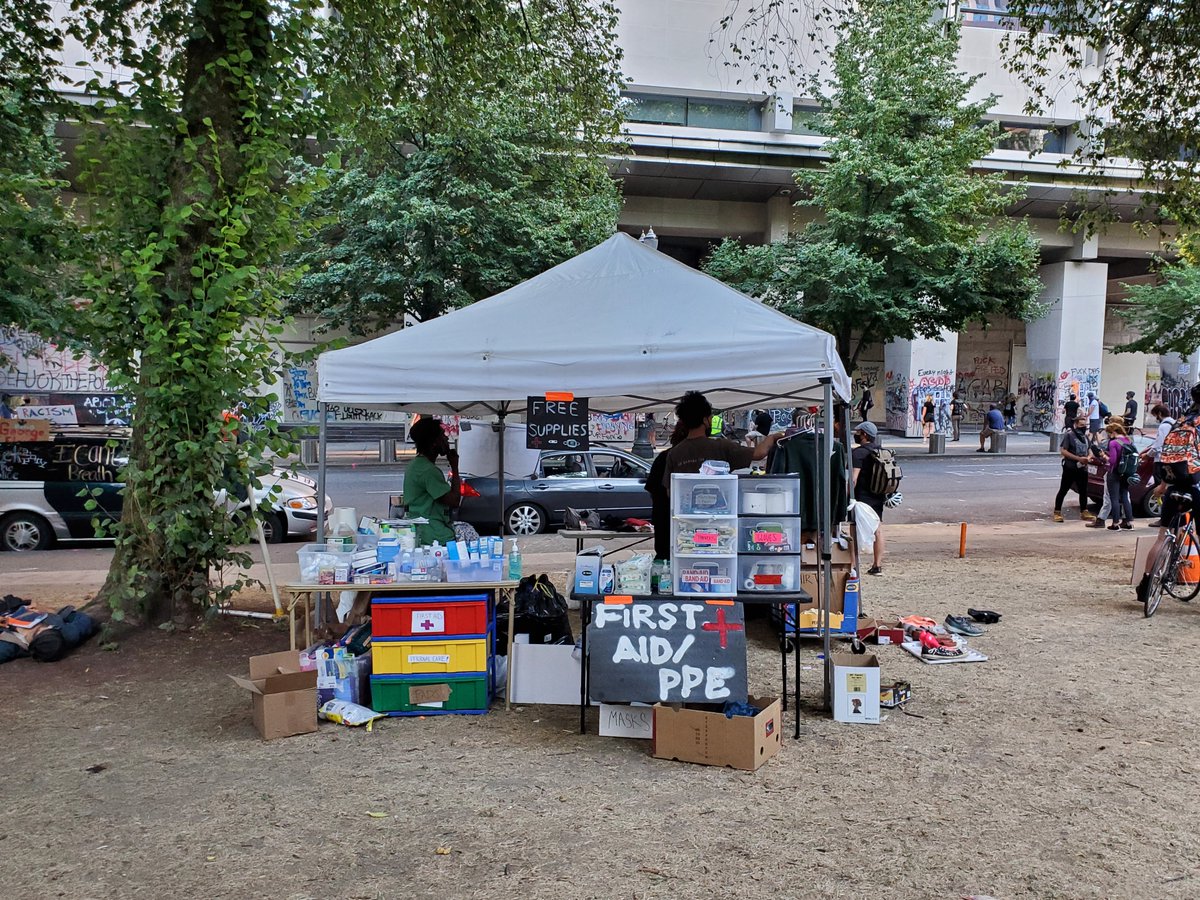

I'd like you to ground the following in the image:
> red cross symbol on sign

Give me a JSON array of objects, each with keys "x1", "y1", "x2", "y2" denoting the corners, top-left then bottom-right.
[
  {"x1": 419, "y1": 619, "x2": 437, "y2": 631},
  {"x1": 701, "y1": 608, "x2": 743, "y2": 649}
]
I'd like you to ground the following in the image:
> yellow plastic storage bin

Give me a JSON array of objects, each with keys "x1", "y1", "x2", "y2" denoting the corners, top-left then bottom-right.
[{"x1": 372, "y1": 637, "x2": 489, "y2": 675}]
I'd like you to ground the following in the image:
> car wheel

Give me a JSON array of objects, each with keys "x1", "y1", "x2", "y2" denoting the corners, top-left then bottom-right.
[
  {"x1": 259, "y1": 511, "x2": 287, "y2": 544},
  {"x1": 1142, "y1": 489, "x2": 1164, "y2": 519},
  {"x1": 1, "y1": 512, "x2": 54, "y2": 551},
  {"x1": 506, "y1": 503, "x2": 545, "y2": 536}
]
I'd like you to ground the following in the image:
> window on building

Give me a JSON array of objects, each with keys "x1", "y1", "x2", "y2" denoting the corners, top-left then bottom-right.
[
  {"x1": 790, "y1": 106, "x2": 827, "y2": 137},
  {"x1": 994, "y1": 123, "x2": 1071, "y2": 154},
  {"x1": 622, "y1": 93, "x2": 762, "y2": 131},
  {"x1": 960, "y1": 1, "x2": 1055, "y2": 31}
]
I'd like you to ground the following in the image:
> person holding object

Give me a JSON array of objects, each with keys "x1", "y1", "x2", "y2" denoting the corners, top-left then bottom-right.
[
  {"x1": 661, "y1": 391, "x2": 780, "y2": 485},
  {"x1": 850, "y1": 422, "x2": 886, "y2": 575},
  {"x1": 404, "y1": 416, "x2": 479, "y2": 545},
  {"x1": 1052, "y1": 416, "x2": 1096, "y2": 522},
  {"x1": 1096, "y1": 421, "x2": 1135, "y2": 530}
]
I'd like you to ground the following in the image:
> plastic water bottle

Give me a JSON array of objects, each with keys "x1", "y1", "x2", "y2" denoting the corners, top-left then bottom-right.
[
  {"x1": 507, "y1": 539, "x2": 522, "y2": 581},
  {"x1": 399, "y1": 549, "x2": 413, "y2": 580}
]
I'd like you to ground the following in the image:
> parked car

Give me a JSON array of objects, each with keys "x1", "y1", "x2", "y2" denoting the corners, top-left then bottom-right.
[
  {"x1": 458, "y1": 448, "x2": 653, "y2": 535},
  {"x1": 0, "y1": 428, "x2": 331, "y2": 551},
  {"x1": 1085, "y1": 433, "x2": 1162, "y2": 518}
]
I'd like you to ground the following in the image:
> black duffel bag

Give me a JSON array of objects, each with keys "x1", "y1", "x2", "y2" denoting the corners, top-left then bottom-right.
[{"x1": 498, "y1": 575, "x2": 574, "y2": 648}]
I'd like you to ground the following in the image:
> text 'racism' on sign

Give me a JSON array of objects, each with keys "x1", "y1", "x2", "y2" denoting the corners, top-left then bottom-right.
[
  {"x1": 526, "y1": 395, "x2": 589, "y2": 451},
  {"x1": 586, "y1": 600, "x2": 748, "y2": 704}
]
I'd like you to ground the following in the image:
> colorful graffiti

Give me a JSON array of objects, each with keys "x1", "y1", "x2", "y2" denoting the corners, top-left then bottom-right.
[
  {"x1": 1017, "y1": 371, "x2": 1056, "y2": 432},
  {"x1": 955, "y1": 355, "x2": 1009, "y2": 426},
  {"x1": 884, "y1": 370, "x2": 908, "y2": 432},
  {"x1": 909, "y1": 368, "x2": 954, "y2": 436},
  {"x1": 1161, "y1": 372, "x2": 1192, "y2": 417}
]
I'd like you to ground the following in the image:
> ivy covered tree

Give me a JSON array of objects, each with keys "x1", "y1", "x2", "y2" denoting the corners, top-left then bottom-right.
[
  {"x1": 6, "y1": 0, "x2": 623, "y2": 624},
  {"x1": 702, "y1": 0, "x2": 1043, "y2": 370},
  {"x1": 287, "y1": 43, "x2": 624, "y2": 333}
]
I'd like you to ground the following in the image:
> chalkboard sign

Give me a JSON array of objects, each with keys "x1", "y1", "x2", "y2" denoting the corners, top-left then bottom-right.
[
  {"x1": 526, "y1": 395, "x2": 589, "y2": 451},
  {"x1": 587, "y1": 599, "x2": 748, "y2": 704}
]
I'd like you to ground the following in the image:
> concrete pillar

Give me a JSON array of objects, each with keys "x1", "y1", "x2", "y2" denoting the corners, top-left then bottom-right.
[
  {"x1": 1021, "y1": 261, "x2": 1108, "y2": 432},
  {"x1": 1157, "y1": 351, "x2": 1200, "y2": 417},
  {"x1": 883, "y1": 332, "x2": 959, "y2": 438},
  {"x1": 765, "y1": 196, "x2": 792, "y2": 243}
]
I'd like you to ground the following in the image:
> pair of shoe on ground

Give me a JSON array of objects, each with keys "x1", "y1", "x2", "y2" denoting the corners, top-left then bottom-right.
[
  {"x1": 1053, "y1": 510, "x2": 1095, "y2": 523},
  {"x1": 1086, "y1": 519, "x2": 1133, "y2": 530}
]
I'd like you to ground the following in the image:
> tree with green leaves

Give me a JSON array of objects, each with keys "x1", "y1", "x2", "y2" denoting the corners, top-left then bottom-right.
[
  {"x1": 287, "y1": 59, "x2": 624, "y2": 333},
  {"x1": 702, "y1": 0, "x2": 1043, "y2": 371},
  {"x1": 5, "y1": 0, "x2": 623, "y2": 624},
  {"x1": 0, "y1": 1, "x2": 84, "y2": 339},
  {"x1": 1004, "y1": 1, "x2": 1200, "y2": 229},
  {"x1": 1117, "y1": 234, "x2": 1200, "y2": 357}
]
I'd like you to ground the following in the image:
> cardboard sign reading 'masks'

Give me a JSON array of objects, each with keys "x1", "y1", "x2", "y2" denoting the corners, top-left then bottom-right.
[{"x1": 586, "y1": 599, "x2": 748, "y2": 704}]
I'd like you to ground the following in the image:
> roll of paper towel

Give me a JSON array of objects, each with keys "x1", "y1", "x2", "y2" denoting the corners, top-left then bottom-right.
[{"x1": 329, "y1": 507, "x2": 358, "y2": 535}]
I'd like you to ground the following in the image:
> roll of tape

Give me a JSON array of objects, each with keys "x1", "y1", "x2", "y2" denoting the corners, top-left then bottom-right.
[{"x1": 744, "y1": 578, "x2": 757, "y2": 591}]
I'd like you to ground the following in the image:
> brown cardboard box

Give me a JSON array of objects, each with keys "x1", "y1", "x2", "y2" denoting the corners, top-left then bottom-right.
[
  {"x1": 798, "y1": 564, "x2": 851, "y2": 613},
  {"x1": 652, "y1": 696, "x2": 782, "y2": 771},
  {"x1": 229, "y1": 651, "x2": 318, "y2": 740},
  {"x1": 800, "y1": 525, "x2": 856, "y2": 566}
]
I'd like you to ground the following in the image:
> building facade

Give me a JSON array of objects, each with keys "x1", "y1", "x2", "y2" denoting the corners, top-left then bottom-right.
[{"x1": 611, "y1": 0, "x2": 1199, "y2": 433}]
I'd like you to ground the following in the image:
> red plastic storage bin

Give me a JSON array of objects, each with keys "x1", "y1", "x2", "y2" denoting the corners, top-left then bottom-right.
[{"x1": 371, "y1": 594, "x2": 489, "y2": 638}]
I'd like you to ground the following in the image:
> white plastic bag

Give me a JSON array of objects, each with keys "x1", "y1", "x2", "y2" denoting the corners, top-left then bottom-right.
[{"x1": 850, "y1": 499, "x2": 880, "y2": 551}]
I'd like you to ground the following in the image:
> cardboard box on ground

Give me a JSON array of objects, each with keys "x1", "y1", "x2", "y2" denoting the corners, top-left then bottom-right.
[
  {"x1": 229, "y1": 651, "x2": 318, "y2": 740},
  {"x1": 797, "y1": 524, "x2": 856, "y2": 619},
  {"x1": 652, "y1": 696, "x2": 782, "y2": 771},
  {"x1": 831, "y1": 651, "x2": 881, "y2": 725}
]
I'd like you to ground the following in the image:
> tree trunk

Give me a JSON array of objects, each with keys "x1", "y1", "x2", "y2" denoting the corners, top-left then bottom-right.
[{"x1": 99, "y1": 0, "x2": 272, "y2": 624}]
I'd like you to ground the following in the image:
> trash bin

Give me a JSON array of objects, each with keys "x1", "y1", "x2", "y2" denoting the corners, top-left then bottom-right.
[
  {"x1": 1049, "y1": 431, "x2": 1061, "y2": 452},
  {"x1": 989, "y1": 432, "x2": 1008, "y2": 454},
  {"x1": 928, "y1": 434, "x2": 945, "y2": 454}
]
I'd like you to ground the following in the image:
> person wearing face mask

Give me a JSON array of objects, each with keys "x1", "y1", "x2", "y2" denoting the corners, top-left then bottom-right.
[{"x1": 1052, "y1": 415, "x2": 1097, "y2": 523}]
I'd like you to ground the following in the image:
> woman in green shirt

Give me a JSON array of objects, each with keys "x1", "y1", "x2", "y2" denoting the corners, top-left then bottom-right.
[{"x1": 404, "y1": 417, "x2": 476, "y2": 545}]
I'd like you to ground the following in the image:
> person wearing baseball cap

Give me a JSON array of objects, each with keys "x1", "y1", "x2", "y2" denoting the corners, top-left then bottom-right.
[{"x1": 851, "y1": 421, "x2": 885, "y2": 575}]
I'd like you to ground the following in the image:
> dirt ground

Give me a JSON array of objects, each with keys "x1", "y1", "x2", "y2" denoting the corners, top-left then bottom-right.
[{"x1": 3, "y1": 522, "x2": 1199, "y2": 899}]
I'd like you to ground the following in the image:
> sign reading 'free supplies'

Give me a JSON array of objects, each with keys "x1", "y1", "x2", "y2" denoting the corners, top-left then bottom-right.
[{"x1": 526, "y1": 394, "x2": 589, "y2": 451}]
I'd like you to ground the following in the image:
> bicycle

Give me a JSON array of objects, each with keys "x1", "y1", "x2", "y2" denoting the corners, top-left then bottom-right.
[{"x1": 1144, "y1": 490, "x2": 1200, "y2": 617}]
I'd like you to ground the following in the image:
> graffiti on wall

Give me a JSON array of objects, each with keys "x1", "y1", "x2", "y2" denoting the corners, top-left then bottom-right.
[
  {"x1": 909, "y1": 368, "x2": 954, "y2": 435},
  {"x1": 1017, "y1": 371, "x2": 1056, "y2": 432},
  {"x1": 589, "y1": 413, "x2": 635, "y2": 443},
  {"x1": 884, "y1": 370, "x2": 908, "y2": 432},
  {"x1": 1066, "y1": 367, "x2": 1100, "y2": 406},
  {"x1": 955, "y1": 355, "x2": 1009, "y2": 426},
  {"x1": 283, "y1": 365, "x2": 407, "y2": 425},
  {"x1": 0, "y1": 327, "x2": 110, "y2": 394},
  {"x1": 1161, "y1": 372, "x2": 1192, "y2": 417}
]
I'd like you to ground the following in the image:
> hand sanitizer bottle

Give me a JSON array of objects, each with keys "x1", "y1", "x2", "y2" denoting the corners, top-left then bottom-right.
[{"x1": 507, "y1": 539, "x2": 522, "y2": 581}]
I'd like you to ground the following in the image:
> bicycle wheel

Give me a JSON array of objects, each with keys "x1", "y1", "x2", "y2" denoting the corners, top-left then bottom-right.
[
  {"x1": 1145, "y1": 539, "x2": 1176, "y2": 617},
  {"x1": 1166, "y1": 527, "x2": 1200, "y2": 602}
]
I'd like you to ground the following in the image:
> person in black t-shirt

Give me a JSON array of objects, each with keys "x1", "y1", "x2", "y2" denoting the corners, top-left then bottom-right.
[
  {"x1": 1123, "y1": 391, "x2": 1139, "y2": 429},
  {"x1": 851, "y1": 421, "x2": 886, "y2": 575},
  {"x1": 1063, "y1": 394, "x2": 1080, "y2": 426}
]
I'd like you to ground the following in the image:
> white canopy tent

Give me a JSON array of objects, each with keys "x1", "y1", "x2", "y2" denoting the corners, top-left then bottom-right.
[
  {"x1": 317, "y1": 232, "x2": 851, "y2": 414},
  {"x1": 314, "y1": 232, "x2": 853, "y2": 712}
]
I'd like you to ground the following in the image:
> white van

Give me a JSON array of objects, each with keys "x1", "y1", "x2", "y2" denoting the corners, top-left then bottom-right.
[{"x1": 0, "y1": 428, "x2": 330, "y2": 550}]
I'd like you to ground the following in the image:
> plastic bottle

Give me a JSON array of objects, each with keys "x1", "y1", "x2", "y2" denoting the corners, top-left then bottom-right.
[
  {"x1": 507, "y1": 539, "x2": 522, "y2": 581},
  {"x1": 399, "y1": 549, "x2": 413, "y2": 580}
]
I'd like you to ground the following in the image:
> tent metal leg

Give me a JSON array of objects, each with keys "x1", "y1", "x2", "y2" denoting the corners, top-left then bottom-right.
[
  {"x1": 820, "y1": 378, "x2": 834, "y2": 714},
  {"x1": 316, "y1": 403, "x2": 329, "y2": 632}
]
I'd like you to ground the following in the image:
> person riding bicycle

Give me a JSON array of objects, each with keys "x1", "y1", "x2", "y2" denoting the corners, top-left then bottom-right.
[{"x1": 1136, "y1": 382, "x2": 1200, "y2": 604}]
